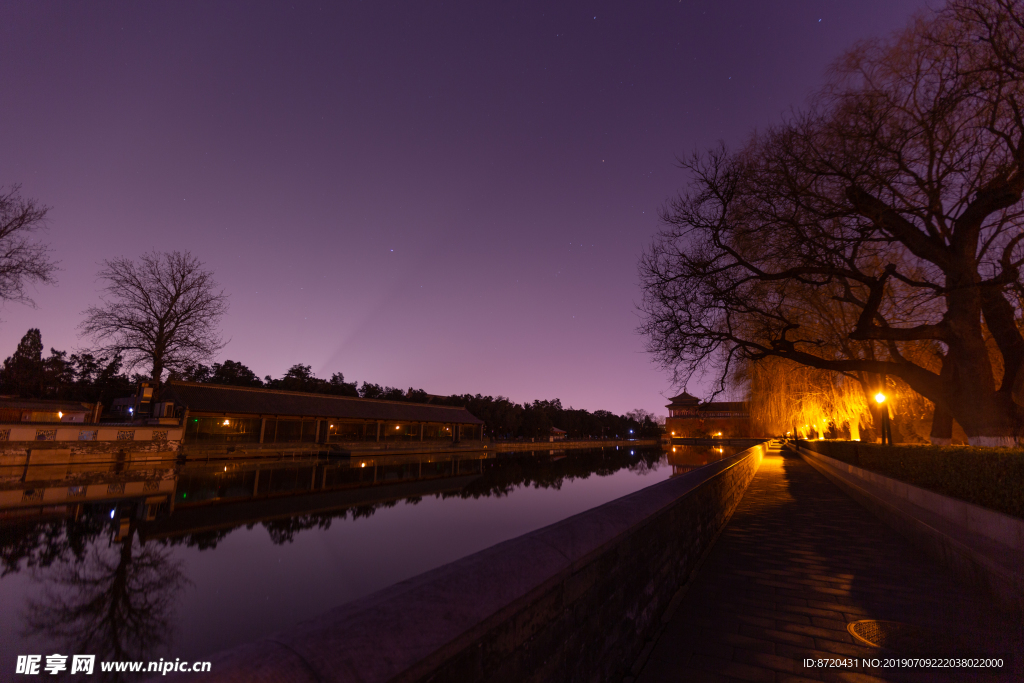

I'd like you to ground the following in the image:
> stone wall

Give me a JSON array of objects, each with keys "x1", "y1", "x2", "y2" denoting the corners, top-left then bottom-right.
[
  {"x1": 0, "y1": 424, "x2": 183, "y2": 469},
  {"x1": 163, "y1": 443, "x2": 765, "y2": 683}
]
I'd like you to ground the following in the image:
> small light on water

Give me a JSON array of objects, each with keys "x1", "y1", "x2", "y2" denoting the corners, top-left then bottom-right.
[{"x1": 110, "y1": 509, "x2": 115, "y2": 519}]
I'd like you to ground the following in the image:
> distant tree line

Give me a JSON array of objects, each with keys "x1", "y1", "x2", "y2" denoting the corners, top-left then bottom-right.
[{"x1": 0, "y1": 328, "x2": 662, "y2": 440}]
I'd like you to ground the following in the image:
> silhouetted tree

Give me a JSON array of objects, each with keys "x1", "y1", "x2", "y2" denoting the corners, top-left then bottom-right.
[
  {"x1": 328, "y1": 372, "x2": 359, "y2": 396},
  {"x1": 210, "y1": 360, "x2": 264, "y2": 387},
  {"x1": 0, "y1": 328, "x2": 44, "y2": 396},
  {"x1": 80, "y1": 251, "x2": 228, "y2": 382},
  {"x1": 0, "y1": 185, "x2": 58, "y2": 307}
]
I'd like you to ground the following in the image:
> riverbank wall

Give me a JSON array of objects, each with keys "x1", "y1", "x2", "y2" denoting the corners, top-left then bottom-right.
[{"x1": 162, "y1": 442, "x2": 766, "y2": 683}]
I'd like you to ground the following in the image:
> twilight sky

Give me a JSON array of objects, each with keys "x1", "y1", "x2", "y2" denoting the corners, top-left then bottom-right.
[{"x1": 0, "y1": 0, "x2": 927, "y2": 416}]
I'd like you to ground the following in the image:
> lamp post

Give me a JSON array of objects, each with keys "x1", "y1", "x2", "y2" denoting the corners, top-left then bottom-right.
[{"x1": 875, "y1": 392, "x2": 892, "y2": 445}]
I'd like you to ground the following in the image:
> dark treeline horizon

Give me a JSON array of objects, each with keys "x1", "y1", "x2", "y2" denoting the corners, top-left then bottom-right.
[{"x1": 0, "y1": 328, "x2": 662, "y2": 440}]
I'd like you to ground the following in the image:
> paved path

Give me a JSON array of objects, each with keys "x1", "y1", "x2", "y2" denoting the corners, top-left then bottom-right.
[{"x1": 634, "y1": 447, "x2": 1022, "y2": 682}]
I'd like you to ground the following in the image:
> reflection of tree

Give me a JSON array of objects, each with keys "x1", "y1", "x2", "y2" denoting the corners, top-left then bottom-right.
[
  {"x1": 457, "y1": 448, "x2": 665, "y2": 499},
  {"x1": 262, "y1": 514, "x2": 335, "y2": 544},
  {"x1": 22, "y1": 525, "x2": 189, "y2": 680},
  {"x1": 1, "y1": 515, "x2": 106, "y2": 577}
]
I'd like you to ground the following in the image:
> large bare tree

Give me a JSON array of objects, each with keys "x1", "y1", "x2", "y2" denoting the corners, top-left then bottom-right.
[
  {"x1": 0, "y1": 185, "x2": 58, "y2": 306},
  {"x1": 639, "y1": 0, "x2": 1024, "y2": 446},
  {"x1": 80, "y1": 251, "x2": 228, "y2": 382}
]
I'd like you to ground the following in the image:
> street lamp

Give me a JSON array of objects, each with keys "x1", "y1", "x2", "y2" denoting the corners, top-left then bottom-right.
[{"x1": 875, "y1": 392, "x2": 892, "y2": 445}]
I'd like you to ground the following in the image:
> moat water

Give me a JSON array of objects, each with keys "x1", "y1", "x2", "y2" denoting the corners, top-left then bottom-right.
[{"x1": 0, "y1": 444, "x2": 739, "y2": 676}]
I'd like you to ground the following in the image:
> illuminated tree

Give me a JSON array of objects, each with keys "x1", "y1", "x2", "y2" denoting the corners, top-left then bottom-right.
[{"x1": 640, "y1": 0, "x2": 1024, "y2": 446}]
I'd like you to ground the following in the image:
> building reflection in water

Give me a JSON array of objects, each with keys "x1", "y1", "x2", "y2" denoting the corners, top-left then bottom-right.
[
  {"x1": 666, "y1": 443, "x2": 739, "y2": 475},
  {"x1": 0, "y1": 444, "x2": 731, "y2": 668}
]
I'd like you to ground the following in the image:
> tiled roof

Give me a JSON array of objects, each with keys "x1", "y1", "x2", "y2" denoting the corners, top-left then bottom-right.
[
  {"x1": 667, "y1": 392, "x2": 700, "y2": 406},
  {"x1": 159, "y1": 382, "x2": 484, "y2": 424},
  {"x1": 0, "y1": 398, "x2": 95, "y2": 412}
]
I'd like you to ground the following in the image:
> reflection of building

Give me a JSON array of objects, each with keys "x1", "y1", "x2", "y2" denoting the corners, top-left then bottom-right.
[
  {"x1": 665, "y1": 392, "x2": 752, "y2": 438},
  {"x1": 666, "y1": 443, "x2": 736, "y2": 475}
]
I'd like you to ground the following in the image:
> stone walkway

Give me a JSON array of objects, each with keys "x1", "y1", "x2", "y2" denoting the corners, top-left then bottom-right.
[{"x1": 634, "y1": 448, "x2": 1022, "y2": 683}]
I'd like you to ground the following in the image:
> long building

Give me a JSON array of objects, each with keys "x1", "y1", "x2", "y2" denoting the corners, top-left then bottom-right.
[{"x1": 158, "y1": 381, "x2": 485, "y2": 454}]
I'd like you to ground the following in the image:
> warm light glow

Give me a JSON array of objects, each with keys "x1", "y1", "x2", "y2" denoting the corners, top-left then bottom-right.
[
  {"x1": 223, "y1": 419, "x2": 230, "y2": 425},
  {"x1": 670, "y1": 431, "x2": 675, "y2": 436},
  {"x1": 396, "y1": 425, "x2": 400, "y2": 430},
  {"x1": 360, "y1": 463, "x2": 366, "y2": 468},
  {"x1": 58, "y1": 411, "x2": 63, "y2": 419},
  {"x1": 223, "y1": 467, "x2": 227, "y2": 471},
  {"x1": 875, "y1": 392, "x2": 886, "y2": 404},
  {"x1": 330, "y1": 424, "x2": 334, "y2": 428}
]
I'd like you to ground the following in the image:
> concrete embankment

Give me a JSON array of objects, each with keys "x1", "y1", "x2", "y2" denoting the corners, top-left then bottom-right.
[{"x1": 160, "y1": 442, "x2": 766, "y2": 683}]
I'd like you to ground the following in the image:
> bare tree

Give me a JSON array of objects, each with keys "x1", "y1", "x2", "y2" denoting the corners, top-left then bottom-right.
[
  {"x1": 0, "y1": 185, "x2": 58, "y2": 306},
  {"x1": 80, "y1": 251, "x2": 228, "y2": 382},
  {"x1": 639, "y1": 0, "x2": 1024, "y2": 446}
]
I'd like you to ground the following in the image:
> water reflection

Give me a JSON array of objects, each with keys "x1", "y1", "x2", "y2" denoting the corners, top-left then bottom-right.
[
  {"x1": 1, "y1": 445, "x2": 731, "y2": 668},
  {"x1": 23, "y1": 526, "x2": 188, "y2": 675},
  {"x1": 667, "y1": 443, "x2": 739, "y2": 474}
]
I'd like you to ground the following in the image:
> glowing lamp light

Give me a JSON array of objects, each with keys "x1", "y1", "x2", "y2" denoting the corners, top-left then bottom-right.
[
  {"x1": 58, "y1": 411, "x2": 63, "y2": 419},
  {"x1": 875, "y1": 392, "x2": 887, "y2": 404},
  {"x1": 223, "y1": 419, "x2": 230, "y2": 426},
  {"x1": 670, "y1": 431, "x2": 675, "y2": 436}
]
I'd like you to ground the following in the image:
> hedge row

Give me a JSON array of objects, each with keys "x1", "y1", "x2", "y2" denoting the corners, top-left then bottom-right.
[{"x1": 797, "y1": 440, "x2": 1024, "y2": 520}]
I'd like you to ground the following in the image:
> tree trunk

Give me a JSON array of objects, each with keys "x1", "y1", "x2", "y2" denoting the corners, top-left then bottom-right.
[
  {"x1": 929, "y1": 404, "x2": 953, "y2": 446},
  {"x1": 942, "y1": 277, "x2": 1016, "y2": 445}
]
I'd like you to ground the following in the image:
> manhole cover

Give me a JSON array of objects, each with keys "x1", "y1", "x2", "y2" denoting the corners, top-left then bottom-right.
[{"x1": 847, "y1": 620, "x2": 948, "y2": 653}]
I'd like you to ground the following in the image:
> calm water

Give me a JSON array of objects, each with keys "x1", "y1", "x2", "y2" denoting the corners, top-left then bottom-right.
[{"x1": 0, "y1": 444, "x2": 737, "y2": 677}]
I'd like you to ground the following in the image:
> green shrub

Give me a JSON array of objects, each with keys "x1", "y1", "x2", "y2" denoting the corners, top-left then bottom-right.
[{"x1": 797, "y1": 440, "x2": 1024, "y2": 520}]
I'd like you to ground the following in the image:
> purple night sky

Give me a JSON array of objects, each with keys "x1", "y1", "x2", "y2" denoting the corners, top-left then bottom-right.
[{"x1": 0, "y1": 1, "x2": 926, "y2": 416}]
